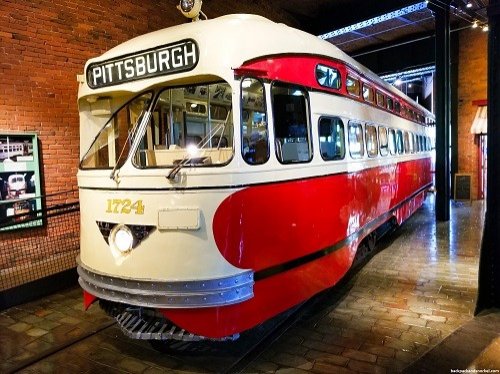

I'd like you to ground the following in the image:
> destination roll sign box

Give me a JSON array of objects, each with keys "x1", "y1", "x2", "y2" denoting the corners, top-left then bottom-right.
[{"x1": 86, "y1": 39, "x2": 199, "y2": 89}]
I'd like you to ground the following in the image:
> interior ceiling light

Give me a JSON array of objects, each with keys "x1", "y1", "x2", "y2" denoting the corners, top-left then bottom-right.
[
  {"x1": 472, "y1": 21, "x2": 478, "y2": 28},
  {"x1": 483, "y1": 24, "x2": 489, "y2": 32},
  {"x1": 466, "y1": 2, "x2": 473, "y2": 8}
]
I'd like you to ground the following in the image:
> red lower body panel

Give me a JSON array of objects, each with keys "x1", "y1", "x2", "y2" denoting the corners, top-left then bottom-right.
[{"x1": 160, "y1": 159, "x2": 432, "y2": 338}]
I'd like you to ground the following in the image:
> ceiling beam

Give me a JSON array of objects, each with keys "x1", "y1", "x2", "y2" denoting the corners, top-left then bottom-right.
[{"x1": 318, "y1": 1, "x2": 428, "y2": 39}]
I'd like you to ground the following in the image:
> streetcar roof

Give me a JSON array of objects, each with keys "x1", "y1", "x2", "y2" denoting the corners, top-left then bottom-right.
[{"x1": 78, "y1": 14, "x2": 432, "y2": 118}]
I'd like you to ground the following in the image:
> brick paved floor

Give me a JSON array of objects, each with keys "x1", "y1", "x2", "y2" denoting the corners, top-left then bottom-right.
[{"x1": 0, "y1": 197, "x2": 488, "y2": 373}]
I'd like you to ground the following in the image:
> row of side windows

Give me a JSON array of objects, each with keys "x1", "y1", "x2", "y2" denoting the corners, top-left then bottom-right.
[
  {"x1": 240, "y1": 78, "x2": 432, "y2": 166},
  {"x1": 347, "y1": 120, "x2": 433, "y2": 160},
  {"x1": 315, "y1": 63, "x2": 426, "y2": 125}
]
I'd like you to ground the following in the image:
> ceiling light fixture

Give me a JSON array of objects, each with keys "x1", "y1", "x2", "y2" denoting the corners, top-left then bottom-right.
[
  {"x1": 483, "y1": 24, "x2": 489, "y2": 32},
  {"x1": 472, "y1": 21, "x2": 478, "y2": 28},
  {"x1": 466, "y1": 2, "x2": 473, "y2": 8}
]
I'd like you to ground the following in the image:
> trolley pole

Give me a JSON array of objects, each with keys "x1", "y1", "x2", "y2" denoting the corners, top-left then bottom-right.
[
  {"x1": 429, "y1": 0, "x2": 451, "y2": 222},
  {"x1": 476, "y1": 0, "x2": 500, "y2": 312}
]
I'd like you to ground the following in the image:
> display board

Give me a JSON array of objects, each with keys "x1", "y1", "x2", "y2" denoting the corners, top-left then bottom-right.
[
  {"x1": 454, "y1": 173, "x2": 472, "y2": 202},
  {"x1": 0, "y1": 133, "x2": 42, "y2": 229}
]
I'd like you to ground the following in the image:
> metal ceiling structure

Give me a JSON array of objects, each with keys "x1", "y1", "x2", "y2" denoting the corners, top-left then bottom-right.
[{"x1": 273, "y1": 0, "x2": 488, "y2": 55}]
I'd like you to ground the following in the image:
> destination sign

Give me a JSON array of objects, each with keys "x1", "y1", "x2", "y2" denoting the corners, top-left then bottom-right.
[{"x1": 86, "y1": 39, "x2": 199, "y2": 89}]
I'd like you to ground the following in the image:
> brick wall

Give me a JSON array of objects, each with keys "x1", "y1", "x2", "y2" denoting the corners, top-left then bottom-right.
[
  {"x1": 0, "y1": 0, "x2": 297, "y2": 289},
  {"x1": 457, "y1": 28, "x2": 487, "y2": 200},
  {"x1": 0, "y1": 0, "x2": 297, "y2": 196}
]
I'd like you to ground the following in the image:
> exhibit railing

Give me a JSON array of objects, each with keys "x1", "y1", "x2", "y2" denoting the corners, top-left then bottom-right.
[{"x1": 0, "y1": 189, "x2": 80, "y2": 308}]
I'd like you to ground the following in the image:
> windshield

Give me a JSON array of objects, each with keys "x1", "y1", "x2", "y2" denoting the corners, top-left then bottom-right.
[
  {"x1": 133, "y1": 82, "x2": 233, "y2": 169},
  {"x1": 80, "y1": 92, "x2": 153, "y2": 169}
]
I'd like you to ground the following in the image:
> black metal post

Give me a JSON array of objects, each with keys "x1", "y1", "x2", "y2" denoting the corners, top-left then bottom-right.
[
  {"x1": 429, "y1": 0, "x2": 451, "y2": 221},
  {"x1": 476, "y1": 0, "x2": 500, "y2": 313}
]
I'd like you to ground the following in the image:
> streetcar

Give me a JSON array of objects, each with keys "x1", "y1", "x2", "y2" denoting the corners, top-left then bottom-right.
[
  {"x1": 0, "y1": 141, "x2": 33, "y2": 162},
  {"x1": 76, "y1": 5, "x2": 434, "y2": 343}
]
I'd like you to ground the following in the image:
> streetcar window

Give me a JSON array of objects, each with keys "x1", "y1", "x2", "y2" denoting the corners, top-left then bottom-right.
[
  {"x1": 241, "y1": 77, "x2": 269, "y2": 165},
  {"x1": 403, "y1": 131, "x2": 410, "y2": 153},
  {"x1": 396, "y1": 130, "x2": 404, "y2": 154},
  {"x1": 365, "y1": 125, "x2": 378, "y2": 158},
  {"x1": 388, "y1": 128, "x2": 397, "y2": 155},
  {"x1": 409, "y1": 133, "x2": 415, "y2": 153},
  {"x1": 346, "y1": 75, "x2": 360, "y2": 97},
  {"x1": 376, "y1": 91, "x2": 385, "y2": 107},
  {"x1": 133, "y1": 81, "x2": 234, "y2": 168},
  {"x1": 379, "y1": 127, "x2": 389, "y2": 156},
  {"x1": 348, "y1": 122, "x2": 364, "y2": 159},
  {"x1": 387, "y1": 97, "x2": 394, "y2": 111},
  {"x1": 319, "y1": 117, "x2": 345, "y2": 161},
  {"x1": 81, "y1": 92, "x2": 153, "y2": 169},
  {"x1": 316, "y1": 65, "x2": 341, "y2": 90},
  {"x1": 272, "y1": 82, "x2": 311, "y2": 163},
  {"x1": 415, "y1": 134, "x2": 420, "y2": 153},
  {"x1": 394, "y1": 101, "x2": 401, "y2": 114},
  {"x1": 362, "y1": 84, "x2": 374, "y2": 103}
]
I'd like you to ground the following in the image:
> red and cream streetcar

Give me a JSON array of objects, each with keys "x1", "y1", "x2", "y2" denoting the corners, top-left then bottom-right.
[{"x1": 77, "y1": 5, "x2": 434, "y2": 342}]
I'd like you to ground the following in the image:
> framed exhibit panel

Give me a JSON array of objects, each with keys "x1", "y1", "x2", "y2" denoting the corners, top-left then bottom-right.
[{"x1": 0, "y1": 133, "x2": 42, "y2": 229}]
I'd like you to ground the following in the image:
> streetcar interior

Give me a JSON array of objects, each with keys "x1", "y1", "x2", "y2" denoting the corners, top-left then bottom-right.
[{"x1": 80, "y1": 81, "x2": 235, "y2": 169}]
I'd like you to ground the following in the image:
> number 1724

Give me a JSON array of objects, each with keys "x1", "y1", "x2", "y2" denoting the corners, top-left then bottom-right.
[{"x1": 106, "y1": 199, "x2": 145, "y2": 215}]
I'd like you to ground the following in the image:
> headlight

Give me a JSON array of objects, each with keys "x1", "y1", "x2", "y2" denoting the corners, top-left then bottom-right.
[
  {"x1": 180, "y1": 0, "x2": 195, "y2": 12},
  {"x1": 96, "y1": 221, "x2": 156, "y2": 253},
  {"x1": 111, "y1": 225, "x2": 134, "y2": 253},
  {"x1": 177, "y1": 0, "x2": 202, "y2": 19}
]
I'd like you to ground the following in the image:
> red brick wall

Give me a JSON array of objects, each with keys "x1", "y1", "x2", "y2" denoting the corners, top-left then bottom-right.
[
  {"x1": 457, "y1": 28, "x2": 487, "y2": 200},
  {"x1": 0, "y1": 0, "x2": 297, "y2": 196},
  {"x1": 0, "y1": 1, "x2": 297, "y2": 286}
]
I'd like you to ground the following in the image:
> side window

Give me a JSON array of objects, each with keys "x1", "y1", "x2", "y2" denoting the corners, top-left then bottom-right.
[
  {"x1": 403, "y1": 131, "x2": 410, "y2": 153},
  {"x1": 376, "y1": 91, "x2": 385, "y2": 108},
  {"x1": 272, "y1": 82, "x2": 311, "y2": 163},
  {"x1": 388, "y1": 128, "x2": 397, "y2": 155},
  {"x1": 409, "y1": 132, "x2": 415, "y2": 153},
  {"x1": 319, "y1": 117, "x2": 345, "y2": 160},
  {"x1": 346, "y1": 75, "x2": 360, "y2": 97},
  {"x1": 241, "y1": 77, "x2": 269, "y2": 165},
  {"x1": 362, "y1": 84, "x2": 374, "y2": 103},
  {"x1": 348, "y1": 122, "x2": 364, "y2": 159},
  {"x1": 316, "y1": 65, "x2": 341, "y2": 89},
  {"x1": 396, "y1": 130, "x2": 404, "y2": 154},
  {"x1": 394, "y1": 101, "x2": 401, "y2": 114},
  {"x1": 379, "y1": 127, "x2": 389, "y2": 156},
  {"x1": 387, "y1": 97, "x2": 394, "y2": 111},
  {"x1": 365, "y1": 125, "x2": 378, "y2": 158}
]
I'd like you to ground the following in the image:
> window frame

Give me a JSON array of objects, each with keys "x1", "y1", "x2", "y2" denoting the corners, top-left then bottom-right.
[
  {"x1": 379, "y1": 126, "x2": 389, "y2": 156},
  {"x1": 241, "y1": 76, "x2": 269, "y2": 166},
  {"x1": 318, "y1": 116, "x2": 346, "y2": 161},
  {"x1": 315, "y1": 64, "x2": 342, "y2": 90},
  {"x1": 362, "y1": 83, "x2": 375, "y2": 103},
  {"x1": 348, "y1": 121, "x2": 365, "y2": 159},
  {"x1": 365, "y1": 124, "x2": 379, "y2": 158},
  {"x1": 387, "y1": 97, "x2": 394, "y2": 111},
  {"x1": 376, "y1": 91, "x2": 385, "y2": 108},
  {"x1": 346, "y1": 74, "x2": 361, "y2": 97},
  {"x1": 271, "y1": 81, "x2": 313, "y2": 164},
  {"x1": 396, "y1": 129, "x2": 404, "y2": 154}
]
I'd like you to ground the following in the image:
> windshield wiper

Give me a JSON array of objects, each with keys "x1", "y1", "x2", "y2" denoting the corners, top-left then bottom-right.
[
  {"x1": 167, "y1": 110, "x2": 231, "y2": 181},
  {"x1": 110, "y1": 109, "x2": 149, "y2": 182}
]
